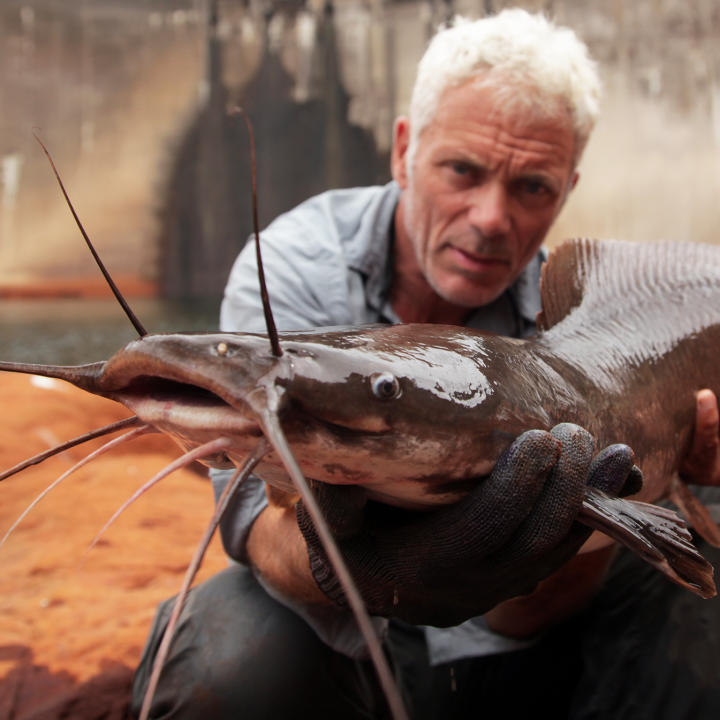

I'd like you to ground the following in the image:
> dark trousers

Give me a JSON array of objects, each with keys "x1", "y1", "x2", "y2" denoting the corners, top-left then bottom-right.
[{"x1": 131, "y1": 540, "x2": 720, "y2": 719}]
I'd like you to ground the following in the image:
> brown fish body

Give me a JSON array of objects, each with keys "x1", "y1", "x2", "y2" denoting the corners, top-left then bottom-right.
[
  {"x1": 218, "y1": 237, "x2": 720, "y2": 515},
  {"x1": 5, "y1": 239, "x2": 717, "y2": 513},
  {"x1": 534, "y1": 239, "x2": 720, "y2": 507},
  {"x1": 0, "y1": 238, "x2": 717, "y2": 598}
]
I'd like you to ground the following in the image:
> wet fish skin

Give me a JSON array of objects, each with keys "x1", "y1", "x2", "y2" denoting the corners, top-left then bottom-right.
[{"x1": 0, "y1": 239, "x2": 718, "y2": 598}]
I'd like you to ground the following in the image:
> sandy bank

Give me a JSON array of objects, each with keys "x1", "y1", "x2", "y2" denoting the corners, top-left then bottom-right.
[{"x1": 0, "y1": 373, "x2": 227, "y2": 718}]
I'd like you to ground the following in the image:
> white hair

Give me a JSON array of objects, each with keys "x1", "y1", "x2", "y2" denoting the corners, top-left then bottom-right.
[{"x1": 406, "y1": 10, "x2": 601, "y2": 170}]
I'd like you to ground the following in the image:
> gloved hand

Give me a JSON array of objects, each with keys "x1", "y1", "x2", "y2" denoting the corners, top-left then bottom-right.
[{"x1": 297, "y1": 423, "x2": 640, "y2": 627}]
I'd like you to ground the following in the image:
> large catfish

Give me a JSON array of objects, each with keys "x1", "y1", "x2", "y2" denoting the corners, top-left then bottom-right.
[
  {"x1": 1, "y1": 238, "x2": 719, "y2": 598},
  {"x1": 4, "y1": 235, "x2": 720, "y2": 720}
]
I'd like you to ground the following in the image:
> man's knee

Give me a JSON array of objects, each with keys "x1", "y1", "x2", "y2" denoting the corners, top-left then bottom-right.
[{"x1": 131, "y1": 564, "x2": 379, "y2": 718}]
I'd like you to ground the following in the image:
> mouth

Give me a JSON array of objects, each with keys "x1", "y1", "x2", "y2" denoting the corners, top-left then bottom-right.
[
  {"x1": 102, "y1": 363, "x2": 387, "y2": 459},
  {"x1": 448, "y1": 245, "x2": 511, "y2": 273},
  {"x1": 119, "y1": 376, "x2": 226, "y2": 404},
  {"x1": 95, "y1": 332, "x2": 288, "y2": 439},
  {"x1": 106, "y1": 374, "x2": 260, "y2": 438}
]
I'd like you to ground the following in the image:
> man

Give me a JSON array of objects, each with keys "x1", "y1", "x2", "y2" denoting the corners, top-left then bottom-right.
[{"x1": 132, "y1": 10, "x2": 720, "y2": 718}]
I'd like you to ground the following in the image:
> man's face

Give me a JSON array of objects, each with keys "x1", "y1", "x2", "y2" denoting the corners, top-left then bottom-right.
[{"x1": 392, "y1": 79, "x2": 578, "y2": 308}]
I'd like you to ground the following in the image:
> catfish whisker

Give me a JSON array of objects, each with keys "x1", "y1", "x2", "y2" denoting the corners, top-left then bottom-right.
[
  {"x1": 0, "y1": 425, "x2": 151, "y2": 549},
  {"x1": 229, "y1": 106, "x2": 282, "y2": 357},
  {"x1": 248, "y1": 384, "x2": 409, "y2": 720},
  {"x1": 139, "y1": 439, "x2": 268, "y2": 720},
  {"x1": 33, "y1": 133, "x2": 147, "y2": 338},
  {"x1": 0, "y1": 416, "x2": 140, "y2": 482},
  {"x1": 81, "y1": 436, "x2": 234, "y2": 563}
]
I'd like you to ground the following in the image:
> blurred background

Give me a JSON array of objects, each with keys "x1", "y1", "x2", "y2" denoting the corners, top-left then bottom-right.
[{"x1": 1, "y1": 0, "x2": 720, "y2": 361}]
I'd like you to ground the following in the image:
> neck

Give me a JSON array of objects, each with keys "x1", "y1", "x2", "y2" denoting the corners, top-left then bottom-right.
[{"x1": 390, "y1": 204, "x2": 470, "y2": 326}]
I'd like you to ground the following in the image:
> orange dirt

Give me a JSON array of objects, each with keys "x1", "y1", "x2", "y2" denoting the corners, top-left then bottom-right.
[{"x1": 0, "y1": 373, "x2": 228, "y2": 719}]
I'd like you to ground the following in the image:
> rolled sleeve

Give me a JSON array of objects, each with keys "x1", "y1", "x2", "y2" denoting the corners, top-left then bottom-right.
[{"x1": 210, "y1": 468, "x2": 268, "y2": 565}]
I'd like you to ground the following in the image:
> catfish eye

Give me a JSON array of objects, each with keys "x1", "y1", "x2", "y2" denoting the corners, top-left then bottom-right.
[{"x1": 370, "y1": 372, "x2": 401, "y2": 400}]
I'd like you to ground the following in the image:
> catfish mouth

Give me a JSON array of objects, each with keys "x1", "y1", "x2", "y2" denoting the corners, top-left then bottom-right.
[
  {"x1": 119, "y1": 376, "x2": 230, "y2": 407},
  {"x1": 105, "y1": 373, "x2": 261, "y2": 438},
  {"x1": 98, "y1": 340, "x2": 393, "y2": 469},
  {"x1": 104, "y1": 361, "x2": 383, "y2": 443}
]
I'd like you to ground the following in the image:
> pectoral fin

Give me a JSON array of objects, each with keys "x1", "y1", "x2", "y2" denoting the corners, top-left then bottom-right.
[
  {"x1": 668, "y1": 475, "x2": 720, "y2": 547},
  {"x1": 579, "y1": 488, "x2": 716, "y2": 599}
]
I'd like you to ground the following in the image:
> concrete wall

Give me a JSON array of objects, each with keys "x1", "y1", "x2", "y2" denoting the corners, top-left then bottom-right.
[{"x1": 2, "y1": 0, "x2": 720, "y2": 299}]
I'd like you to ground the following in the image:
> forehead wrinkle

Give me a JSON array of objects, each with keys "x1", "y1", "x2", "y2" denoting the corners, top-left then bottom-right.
[
  {"x1": 429, "y1": 125, "x2": 572, "y2": 177},
  {"x1": 423, "y1": 83, "x2": 576, "y2": 175}
]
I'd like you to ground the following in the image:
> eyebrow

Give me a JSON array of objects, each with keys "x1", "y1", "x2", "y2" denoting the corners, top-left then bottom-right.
[{"x1": 446, "y1": 153, "x2": 563, "y2": 191}]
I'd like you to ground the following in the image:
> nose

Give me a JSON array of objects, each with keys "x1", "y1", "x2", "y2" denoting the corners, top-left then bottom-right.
[{"x1": 466, "y1": 181, "x2": 512, "y2": 237}]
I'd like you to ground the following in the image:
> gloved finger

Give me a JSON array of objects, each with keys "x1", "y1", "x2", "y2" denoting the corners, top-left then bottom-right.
[
  {"x1": 440, "y1": 429, "x2": 561, "y2": 554},
  {"x1": 509, "y1": 423, "x2": 594, "y2": 560},
  {"x1": 550, "y1": 422, "x2": 596, "y2": 484},
  {"x1": 620, "y1": 466, "x2": 643, "y2": 497},
  {"x1": 587, "y1": 444, "x2": 642, "y2": 497},
  {"x1": 297, "y1": 481, "x2": 367, "y2": 540}
]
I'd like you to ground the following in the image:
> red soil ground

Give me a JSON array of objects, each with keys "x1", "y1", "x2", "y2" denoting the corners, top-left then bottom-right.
[{"x1": 0, "y1": 373, "x2": 228, "y2": 719}]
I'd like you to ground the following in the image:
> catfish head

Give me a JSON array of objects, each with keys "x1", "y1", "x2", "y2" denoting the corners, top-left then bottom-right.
[
  {"x1": 1, "y1": 323, "x2": 561, "y2": 510},
  {"x1": 0, "y1": 321, "x2": 589, "y2": 509},
  {"x1": 80, "y1": 322, "x2": 569, "y2": 509}
]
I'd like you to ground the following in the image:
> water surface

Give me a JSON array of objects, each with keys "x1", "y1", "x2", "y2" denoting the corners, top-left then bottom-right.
[{"x1": 0, "y1": 298, "x2": 220, "y2": 365}]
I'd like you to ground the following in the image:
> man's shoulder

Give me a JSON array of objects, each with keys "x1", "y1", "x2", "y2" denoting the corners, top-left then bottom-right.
[
  {"x1": 279, "y1": 182, "x2": 399, "y2": 225},
  {"x1": 225, "y1": 183, "x2": 400, "y2": 331},
  {"x1": 264, "y1": 182, "x2": 400, "y2": 263}
]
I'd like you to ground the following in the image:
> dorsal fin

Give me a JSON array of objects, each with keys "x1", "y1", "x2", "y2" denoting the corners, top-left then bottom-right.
[
  {"x1": 538, "y1": 237, "x2": 720, "y2": 333},
  {"x1": 538, "y1": 238, "x2": 597, "y2": 331},
  {"x1": 536, "y1": 238, "x2": 720, "y2": 390}
]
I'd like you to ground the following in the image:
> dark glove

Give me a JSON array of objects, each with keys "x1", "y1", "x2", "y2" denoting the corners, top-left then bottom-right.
[{"x1": 297, "y1": 423, "x2": 639, "y2": 627}]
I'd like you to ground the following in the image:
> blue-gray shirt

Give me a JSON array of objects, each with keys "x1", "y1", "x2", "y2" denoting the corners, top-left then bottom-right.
[{"x1": 214, "y1": 181, "x2": 544, "y2": 661}]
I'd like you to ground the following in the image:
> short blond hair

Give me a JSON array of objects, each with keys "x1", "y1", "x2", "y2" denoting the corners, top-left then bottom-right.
[{"x1": 407, "y1": 10, "x2": 601, "y2": 170}]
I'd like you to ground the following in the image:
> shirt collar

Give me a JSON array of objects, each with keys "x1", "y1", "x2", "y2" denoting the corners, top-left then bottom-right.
[{"x1": 345, "y1": 183, "x2": 400, "y2": 319}]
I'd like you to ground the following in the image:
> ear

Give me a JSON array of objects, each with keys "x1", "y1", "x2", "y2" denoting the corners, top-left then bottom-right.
[
  {"x1": 570, "y1": 171, "x2": 580, "y2": 191},
  {"x1": 391, "y1": 116, "x2": 411, "y2": 189}
]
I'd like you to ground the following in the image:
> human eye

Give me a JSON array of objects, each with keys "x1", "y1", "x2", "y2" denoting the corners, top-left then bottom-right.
[
  {"x1": 450, "y1": 161, "x2": 472, "y2": 176},
  {"x1": 442, "y1": 160, "x2": 481, "y2": 188},
  {"x1": 513, "y1": 176, "x2": 557, "y2": 206},
  {"x1": 522, "y1": 179, "x2": 548, "y2": 195}
]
